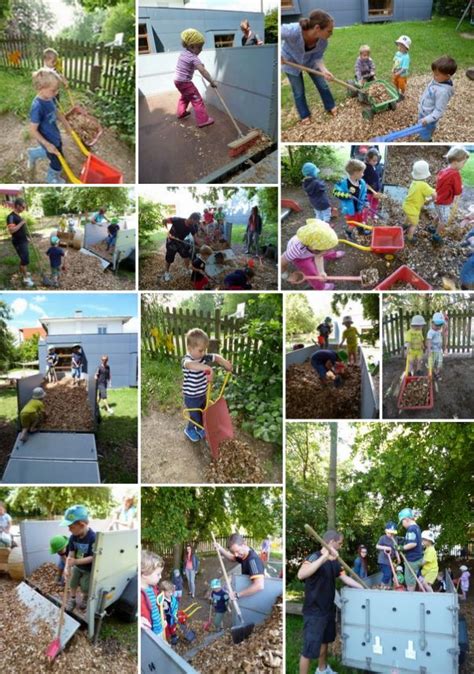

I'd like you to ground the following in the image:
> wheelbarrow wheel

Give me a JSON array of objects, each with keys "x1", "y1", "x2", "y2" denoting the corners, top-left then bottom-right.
[
  {"x1": 362, "y1": 107, "x2": 374, "y2": 121},
  {"x1": 346, "y1": 80, "x2": 359, "y2": 98}
]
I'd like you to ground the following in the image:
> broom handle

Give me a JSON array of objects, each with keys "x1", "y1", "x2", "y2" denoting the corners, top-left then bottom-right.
[
  {"x1": 304, "y1": 524, "x2": 370, "y2": 588},
  {"x1": 281, "y1": 59, "x2": 361, "y2": 93},
  {"x1": 211, "y1": 532, "x2": 244, "y2": 621},
  {"x1": 399, "y1": 551, "x2": 427, "y2": 592},
  {"x1": 212, "y1": 87, "x2": 244, "y2": 138}
]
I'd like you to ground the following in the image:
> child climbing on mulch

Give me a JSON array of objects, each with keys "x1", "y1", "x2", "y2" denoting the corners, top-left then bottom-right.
[
  {"x1": 223, "y1": 267, "x2": 254, "y2": 290},
  {"x1": 339, "y1": 315, "x2": 361, "y2": 365},
  {"x1": 175, "y1": 29, "x2": 217, "y2": 128},
  {"x1": 333, "y1": 159, "x2": 369, "y2": 237},
  {"x1": 310, "y1": 349, "x2": 346, "y2": 387},
  {"x1": 19, "y1": 386, "x2": 46, "y2": 443}
]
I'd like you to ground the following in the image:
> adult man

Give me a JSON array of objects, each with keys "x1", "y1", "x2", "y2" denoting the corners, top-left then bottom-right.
[
  {"x1": 6, "y1": 197, "x2": 34, "y2": 287},
  {"x1": 214, "y1": 533, "x2": 265, "y2": 598},
  {"x1": 162, "y1": 212, "x2": 200, "y2": 282}
]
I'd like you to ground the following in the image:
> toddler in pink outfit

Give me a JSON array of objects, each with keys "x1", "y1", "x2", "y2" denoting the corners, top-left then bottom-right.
[{"x1": 175, "y1": 28, "x2": 216, "y2": 128}]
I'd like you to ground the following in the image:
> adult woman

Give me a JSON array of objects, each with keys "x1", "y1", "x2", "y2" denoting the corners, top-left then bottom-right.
[
  {"x1": 281, "y1": 9, "x2": 336, "y2": 124},
  {"x1": 245, "y1": 205, "x2": 263, "y2": 255},
  {"x1": 183, "y1": 544, "x2": 199, "y2": 598},
  {"x1": 95, "y1": 355, "x2": 113, "y2": 414},
  {"x1": 353, "y1": 544, "x2": 369, "y2": 579},
  {"x1": 240, "y1": 19, "x2": 262, "y2": 47},
  {"x1": 109, "y1": 495, "x2": 137, "y2": 530}
]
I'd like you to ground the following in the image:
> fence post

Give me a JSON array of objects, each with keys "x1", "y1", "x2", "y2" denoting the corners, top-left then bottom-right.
[{"x1": 90, "y1": 42, "x2": 103, "y2": 91}]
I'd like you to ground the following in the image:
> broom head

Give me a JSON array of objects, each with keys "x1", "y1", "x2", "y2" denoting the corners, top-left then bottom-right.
[{"x1": 228, "y1": 130, "x2": 261, "y2": 157}]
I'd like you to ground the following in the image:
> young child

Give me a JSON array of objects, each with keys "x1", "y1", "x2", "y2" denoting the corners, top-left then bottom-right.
[
  {"x1": 106, "y1": 218, "x2": 120, "y2": 251},
  {"x1": 333, "y1": 159, "x2": 369, "y2": 237},
  {"x1": 182, "y1": 328, "x2": 233, "y2": 442},
  {"x1": 302, "y1": 162, "x2": 331, "y2": 223},
  {"x1": 71, "y1": 345, "x2": 83, "y2": 386},
  {"x1": 426, "y1": 312, "x2": 446, "y2": 380},
  {"x1": 460, "y1": 225, "x2": 474, "y2": 290},
  {"x1": 432, "y1": 147, "x2": 470, "y2": 241},
  {"x1": 67, "y1": 214, "x2": 76, "y2": 234},
  {"x1": 191, "y1": 245, "x2": 213, "y2": 290},
  {"x1": 339, "y1": 315, "x2": 361, "y2": 365},
  {"x1": 376, "y1": 522, "x2": 400, "y2": 589},
  {"x1": 95, "y1": 355, "x2": 113, "y2": 414},
  {"x1": 203, "y1": 208, "x2": 214, "y2": 225},
  {"x1": 297, "y1": 530, "x2": 363, "y2": 674},
  {"x1": 58, "y1": 214, "x2": 67, "y2": 232},
  {"x1": 418, "y1": 56, "x2": 457, "y2": 142},
  {"x1": 396, "y1": 565, "x2": 405, "y2": 586},
  {"x1": 0, "y1": 502, "x2": 12, "y2": 548},
  {"x1": 210, "y1": 578, "x2": 229, "y2": 631},
  {"x1": 398, "y1": 507, "x2": 424, "y2": 592},
  {"x1": 46, "y1": 235, "x2": 65, "y2": 286},
  {"x1": 159, "y1": 580, "x2": 179, "y2": 644},
  {"x1": 46, "y1": 345, "x2": 59, "y2": 383},
  {"x1": 316, "y1": 317, "x2": 332, "y2": 348},
  {"x1": 310, "y1": 349, "x2": 346, "y2": 388},
  {"x1": 402, "y1": 160, "x2": 436, "y2": 243},
  {"x1": 363, "y1": 148, "x2": 382, "y2": 215},
  {"x1": 458, "y1": 565, "x2": 470, "y2": 600},
  {"x1": 43, "y1": 48, "x2": 68, "y2": 89},
  {"x1": 354, "y1": 44, "x2": 376, "y2": 86},
  {"x1": 392, "y1": 35, "x2": 411, "y2": 99},
  {"x1": 29, "y1": 69, "x2": 72, "y2": 184},
  {"x1": 19, "y1": 386, "x2": 45, "y2": 442},
  {"x1": 60, "y1": 504, "x2": 96, "y2": 611},
  {"x1": 223, "y1": 267, "x2": 254, "y2": 290},
  {"x1": 404, "y1": 314, "x2": 426, "y2": 375},
  {"x1": 215, "y1": 207, "x2": 225, "y2": 236},
  {"x1": 49, "y1": 535, "x2": 69, "y2": 585},
  {"x1": 420, "y1": 530, "x2": 438, "y2": 593},
  {"x1": 281, "y1": 220, "x2": 343, "y2": 291},
  {"x1": 172, "y1": 569, "x2": 183, "y2": 603},
  {"x1": 175, "y1": 29, "x2": 217, "y2": 128},
  {"x1": 141, "y1": 550, "x2": 165, "y2": 636}
]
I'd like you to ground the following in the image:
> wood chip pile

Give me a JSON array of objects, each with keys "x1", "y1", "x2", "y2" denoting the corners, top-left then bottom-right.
[
  {"x1": 399, "y1": 379, "x2": 430, "y2": 408},
  {"x1": 384, "y1": 146, "x2": 450, "y2": 187},
  {"x1": 190, "y1": 599, "x2": 283, "y2": 673},
  {"x1": 366, "y1": 83, "x2": 393, "y2": 104},
  {"x1": 41, "y1": 379, "x2": 95, "y2": 432},
  {"x1": 286, "y1": 361, "x2": 361, "y2": 419},
  {"x1": 205, "y1": 438, "x2": 265, "y2": 484},
  {"x1": 29, "y1": 562, "x2": 60, "y2": 596},
  {"x1": 66, "y1": 109, "x2": 101, "y2": 146},
  {"x1": 89, "y1": 241, "x2": 114, "y2": 262}
]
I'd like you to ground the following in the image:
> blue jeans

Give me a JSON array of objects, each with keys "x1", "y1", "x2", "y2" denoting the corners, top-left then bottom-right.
[
  {"x1": 106, "y1": 234, "x2": 117, "y2": 249},
  {"x1": 287, "y1": 71, "x2": 336, "y2": 119},
  {"x1": 418, "y1": 119, "x2": 437, "y2": 141},
  {"x1": 184, "y1": 394, "x2": 206, "y2": 432},
  {"x1": 379, "y1": 563, "x2": 392, "y2": 585},
  {"x1": 314, "y1": 207, "x2": 332, "y2": 223},
  {"x1": 71, "y1": 366, "x2": 82, "y2": 380}
]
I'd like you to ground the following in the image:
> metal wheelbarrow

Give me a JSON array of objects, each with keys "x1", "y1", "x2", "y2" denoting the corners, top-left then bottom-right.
[
  {"x1": 183, "y1": 371, "x2": 234, "y2": 459},
  {"x1": 57, "y1": 127, "x2": 123, "y2": 184},
  {"x1": 397, "y1": 354, "x2": 434, "y2": 411}
]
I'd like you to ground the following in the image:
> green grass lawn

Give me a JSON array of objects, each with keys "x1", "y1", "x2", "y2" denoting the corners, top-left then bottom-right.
[
  {"x1": 0, "y1": 68, "x2": 35, "y2": 118},
  {"x1": 281, "y1": 16, "x2": 474, "y2": 124},
  {"x1": 141, "y1": 353, "x2": 182, "y2": 413},
  {"x1": 0, "y1": 388, "x2": 18, "y2": 421},
  {"x1": 96, "y1": 387, "x2": 138, "y2": 483},
  {"x1": 99, "y1": 615, "x2": 137, "y2": 657}
]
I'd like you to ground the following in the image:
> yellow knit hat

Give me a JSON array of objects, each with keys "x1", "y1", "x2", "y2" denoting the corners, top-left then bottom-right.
[
  {"x1": 296, "y1": 219, "x2": 338, "y2": 251},
  {"x1": 181, "y1": 29, "x2": 205, "y2": 46}
]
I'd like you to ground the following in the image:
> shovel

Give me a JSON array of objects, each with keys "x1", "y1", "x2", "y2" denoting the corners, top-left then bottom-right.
[
  {"x1": 287, "y1": 270, "x2": 378, "y2": 287},
  {"x1": 385, "y1": 550, "x2": 406, "y2": 591},
  {"x1": 399, "y1": 551, "x2": 427, "y2": 592},
  {"x1": 211, "y1": 532, "x2": 254, "y2": 644},
  {"x1": 45, "y1": 575, "x2": 68, "y2": 661}
]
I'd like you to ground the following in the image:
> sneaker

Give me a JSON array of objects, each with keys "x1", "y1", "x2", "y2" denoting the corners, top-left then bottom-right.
[
  {"x1": 427, "y1": 225, "x2": 436, "y2": 234},
  {"x1": 108, "y1": 408, "x2": 114, "y2": 415},
  {"x1": 66, "y1": 598, "x2": 76, "y2": 611},
  {"x1": 197, "y1": 117, "x2": 215, "y2": 128},
  {"x1": 432, "y1": 234, "x2": 443, "y2": 244},
  {"x1": 196, "y1": 427, "x2": 206, "y2": 440},
  {"x1": 163, "y1": 272, "x2": 171, "y2": 282},
  {"x1": 398, "y1": 93, "x2": 405, "y2": 101},
  {"x1": 315, "y1": 666, "x2": 337, "y2": 674},
  {"x1": 23, "y1": 276, "x2": 35, "y2": 288},
  {"x1": 184, "y1": 427, "x2": 200, "y2": 443}
]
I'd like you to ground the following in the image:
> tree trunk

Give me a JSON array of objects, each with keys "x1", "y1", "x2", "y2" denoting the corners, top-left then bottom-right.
[
  {"x1": 173, "y1": 542, "x2": 183, "y2": 570},
  {"x1": 327, "y1": 423, "x2": 337, "y2": 530}
]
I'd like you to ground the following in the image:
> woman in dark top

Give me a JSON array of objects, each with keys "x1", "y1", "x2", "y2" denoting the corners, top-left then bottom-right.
[
  {"x1": 240, "y1": 19, "x2": 262, "y2": 46},
  {"x1": 245, "y1": 205, "x2": 263, "y2": 255},
  {"x1": 95, "y1": 355, "x2": 113, "y2": 414},
  {"x1": 352, "y1": 544, "x2": 369, "y2": 579}
]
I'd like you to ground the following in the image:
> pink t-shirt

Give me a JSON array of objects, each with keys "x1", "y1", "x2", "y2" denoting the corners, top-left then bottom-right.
[
  {"x1": 175, "y1": 49, "x2": 202, "y2": 82},
  {"x1": 185, "y1": 555, "x2": 193, "y2": 570}
]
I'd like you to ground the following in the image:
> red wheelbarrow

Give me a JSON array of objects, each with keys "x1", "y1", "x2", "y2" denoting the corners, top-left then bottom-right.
[
  {"x1": 397, "y1": 355, "x2": 434, "y2": 411},
  {"x1": 341, "y1": 220, "x2": 404, "y2": 257},
  {"x1": 57, "y1": 129, "x2": 123, "y2": 184},
  {"x1": 375, "y1": 264, "x2": 433, "y2": 290},
  {"x1": 63, "y1": 90, "x2": 103, "y2": 147},
  {"x1": 183, "y1": 371, "x2": 234, "y2": 459}
]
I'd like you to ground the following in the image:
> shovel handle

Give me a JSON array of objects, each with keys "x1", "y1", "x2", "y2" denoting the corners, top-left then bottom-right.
[
  {"x1": 288, "y1": 272, "x2": 363, "y2": 284},
  {"x1": 304, "y1": 524, "x2": 370, "y2": 589},
  {"x1": 385, "y1": 550, "x2": 401, "y2": 588},
  {"x1": 282, "y1": 58, "x2": 361, "y2": 93},
  {"x1": 399, "y1": 551, "x2": 427, "y2": 592},
  {"x1": 211, "y1": 531, "x2": 244, "y2": 621}
]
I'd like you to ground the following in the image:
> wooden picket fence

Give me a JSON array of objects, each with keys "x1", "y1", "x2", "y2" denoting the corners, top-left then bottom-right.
[
  {"x1": 142, "y1": 304, "x2": 265, "y2": 375},
  {"x1": 383, "y1": 309, "x2": 473, "y2": 356},
  {"x1": 144, "y1": 536, "x2": 260, "y2": 559},
  {"x1": 0, "y1": 37, "x2": 134, "y2": 97}
]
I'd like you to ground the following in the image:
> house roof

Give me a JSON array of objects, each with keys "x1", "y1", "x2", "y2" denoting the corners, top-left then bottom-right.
[{"x1": 20, "y1": 327, "x2": 47, "y2": 341}]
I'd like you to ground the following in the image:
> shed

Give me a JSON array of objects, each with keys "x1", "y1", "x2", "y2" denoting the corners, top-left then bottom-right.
[
  {"x1": 139, "y1": 4, "x2": 264, "y2": 53},
  {"x1": 281, "y1": 0, "x2": 433, "y2": 26}
]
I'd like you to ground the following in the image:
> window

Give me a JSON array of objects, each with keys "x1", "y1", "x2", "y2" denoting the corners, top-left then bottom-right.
[
  {"x1": 214, "y1": 34, "x2": 235, "y2": 49},
  {"x1": 281, "y1": 0, "x2": 300, "y2": 12},
  {"x1": 98, "y1": 327, "x2": 107, "y2": 335},
  {"x1": 368, "y1": 0, "x2": 394, "y2": 16},
  {"x1": 139, "y1": 23, "x2": 150, "y2": 54}
]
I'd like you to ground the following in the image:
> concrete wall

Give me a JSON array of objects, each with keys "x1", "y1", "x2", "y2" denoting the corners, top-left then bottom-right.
[
  {"x1": 39, "y1": 333, "x2": 138, "y2": 388},
  {"x1": 139, "y1": 6, "x2": 264, "y2": 53},
  {"x1": 139, "y1": 45, "x2": 278, "y2": 139},
  {"x1": 281, "y1": 0, "x2": 433, "y2": 25}
]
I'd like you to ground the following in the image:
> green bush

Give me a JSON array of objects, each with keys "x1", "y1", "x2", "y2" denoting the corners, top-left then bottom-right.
[
  {"x1": 0, "y1": 205, "x2": 36, "y2": 231},
  {"x1": 434, "y1": 0, "x2": 470, "y2": 16},
  {"x1": 93, "y1": 81, "x2": 135, "y2": 145},
  {"x1": 141, "y1": 352, "x2": 182, "y2": 414},
  {"x1": 281, "y1": 145, "x2": 345, "y2": 186}
]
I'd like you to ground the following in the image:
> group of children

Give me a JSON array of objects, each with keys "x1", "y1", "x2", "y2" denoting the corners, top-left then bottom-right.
[
  {"x1": 404, "y1": 311, "x2": 447, "y2": 379},
  {"x1": 315, "y1": 315, "x2": 361, "y2": 366}
]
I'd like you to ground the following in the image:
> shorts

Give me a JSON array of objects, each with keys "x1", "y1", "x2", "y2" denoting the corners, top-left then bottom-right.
[
  {"x1": 13, "y1": 241, "x2": 30, "y2": 266},
  {"x1": 435, "y1": 204, "x2": 451, "y2": 225},
  {"x1": 213, "y1": 611, "x2": 225, "y2": 628},
  {"x1": 379, "y1": 563, "x2": 392, "y2": 585},
  {"x1": 301, "y1": 612, "x2": 336, "y2": 659},
  {"x1": 192, "y1": 276, "x2": 209, "y2": 290},
  {"x1": 407, "y1": 349, "x2": 423, "y2": 360},
  {"x1": 69, "y1": 565, "x2": 91, "y2": 594},
  {"x1": 405, "y1": 213, "x2": 420, "y2": 227},
  {"x1": 347, "y1": 344, "x2": 357, "y2": 356},
  {"x1": 431, "y1": 351, "x2": 443, "y2": 369},
  {"x1": 165, "y1": 239, "x2": 192, "y2": 265},
  {"x1": 98, "y1": 383, "x2": 108, "y2": 400},
  {"x1": 51, "y1": 266, "x2": 61, "y2": 277},
  {"x1": 404, "y1": 557, "x2": 424, "y2": 587},
  {"x1": 392, "y1": 73, "x2": 408, "y2": 93}
]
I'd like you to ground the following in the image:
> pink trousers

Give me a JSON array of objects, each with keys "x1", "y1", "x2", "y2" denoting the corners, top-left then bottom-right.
[
  {"x1": 174, "y1": 80, "x2": 211, "y2": 126},
  {"x1": 367, "y1": 192, "x2": 379, "y2": 213},
  {"x1": 293, "y1": 251, "x2": 342, "y2": 290}
]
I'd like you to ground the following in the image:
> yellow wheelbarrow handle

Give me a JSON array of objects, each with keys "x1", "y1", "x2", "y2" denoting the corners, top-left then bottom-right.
[
  {"x1": 57, "y1": 153, "x2": 82, "y2": 184},
  {"x1": 345, "y1": 219, "x2": 375, "y2": 232},
  {"x1": 182, "y1": 371, "x2": 232, "y2": 430},
  {"x1": 338, "y1": 238, "x2": 371, "y2": 252}
]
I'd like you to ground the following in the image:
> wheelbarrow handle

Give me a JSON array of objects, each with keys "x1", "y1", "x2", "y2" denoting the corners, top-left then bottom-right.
[
  {"x1": 338, "y1": 238, "x2": 372, "y2": 252},
  {"x1": 281, "y1": 59, "x2": 361, "y2": 93},
  {"x1": 57, "y1": 153, "x2": 82, "y2": 184},
  {"x1": 346, "y1": 219, "x2": 374, "y2": 232},
  {"x1": 182, "y1": 371, "x2": 231, "y2": 429},
  {"x1": 58, "y1": 101, "x2": 91, "y2": 158}
]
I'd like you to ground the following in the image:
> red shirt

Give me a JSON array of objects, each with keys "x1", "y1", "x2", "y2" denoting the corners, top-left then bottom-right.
[
  {"x1": 204, "y1": 212, "x2": 214, "y2": 224},
  {"x1": 435, "y1": 168, "x2": 462, "y2": 205}
]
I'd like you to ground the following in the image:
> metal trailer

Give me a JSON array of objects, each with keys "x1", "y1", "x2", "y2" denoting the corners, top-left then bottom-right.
[
  {"x1": 1, "y1": 372, "x2": 100, "y2": 484},
  {"x1": 141, "y1": 573, "x2": 282, "y2": 673},
  {"x1": 286, "y1": 344, "x2": 379, "y2": 419},
  {"x1": 83, "y1": 222, "x2": 136, "y2": 271},
  {"x1": 341, "y1": 571, "x2": 461, "y2": 673},
  {"x1": 20, "y1": 518, "x2": 138, "y2": 642}
]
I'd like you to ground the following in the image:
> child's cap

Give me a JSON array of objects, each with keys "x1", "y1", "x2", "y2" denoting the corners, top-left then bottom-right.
[
  {"x1": 395, "y1": 35, "x2": 411, "y2": 50},
  {"x1": 342, "y1": 315, "x2": 353, "y2": 325},
  {"x1": 296, "y1": 219, "x2": 338, "y2": 251},
  {"x1": 324, "y1": 316, "x2": 332, "y2": 323},
  {"x1": 431, "y1": 312, "x2": 445, "y2": 325},
  {"x1": 396, "y1": 565, "x2": 403, "y2": 572},
  {"x1": 412, "y1": 160, "x2": 430, "y2": 180},
  {"x1": 60, "y1": 504, "x2": 89, "y2": 526},
  {"x1": 398, "y1": 507, "x2": 414, "y2": 523},
  {"x1": 410, "y1": 314, "x2": 426, "y2": 327},
  {"x1": 32, "y1": 387, "x2": 46, "y2": 400},
  {"x1": 181, "y1": 28, "x2": 205, "y2": 46},
  {"x1": 51, "y1": 236, "x2": 60, "y2": 245},
  {"x1": 421, "y1": 530, "x2": 435, "y2": 543},
  {"x1": 48, "y1": 345, "x2": 56, "y2": 351},
  {"x1": 460, "y1": 565, "x2": 468, "y2": 571},
  {"x1": 173, "y1": 569, "x2": 181, "y2": 577},
  {"x1": 210, "y1": 578, "x2": 222, "y2": 590},
  {"x1": 49, "y1": 534, "x2": 69, "y2": 554},
  {"x1": 385, "y1": 521, "x2": 398, "y2": 534},
  {"x1": 302, "y1": 162, "x2": 320, "y2": 178},
  {"x1": 110, "y1": 217, "x2": 119, "y2": 225}
]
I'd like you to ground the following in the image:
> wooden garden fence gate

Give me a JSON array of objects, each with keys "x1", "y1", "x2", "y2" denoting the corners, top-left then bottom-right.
[
  {"x1": 383, "y1": 308, "x2": 473, "y2": 356},
  {"x1": 141, "y1": 304, "x2": 264, "y2": 375},
  {"x1": 0, "y1": 36, "x2": 134, "y2": 97}
]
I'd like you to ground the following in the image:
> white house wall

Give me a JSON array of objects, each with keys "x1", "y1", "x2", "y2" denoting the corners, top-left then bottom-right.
[{"x1": 44, "y1": 318, "x2": 127, "y2": 335}]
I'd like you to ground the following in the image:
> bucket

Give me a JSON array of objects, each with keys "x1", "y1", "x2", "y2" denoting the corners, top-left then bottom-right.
[
  {"x1": 375, "y1": 264, "x2": 433, "y2": 290},
  {"x1": 8, "y1": 546, "x2": 24, "y2": 581}
]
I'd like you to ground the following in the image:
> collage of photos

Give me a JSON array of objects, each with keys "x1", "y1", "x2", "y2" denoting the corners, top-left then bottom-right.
[{"x1": 0, "y1": 0, "x2": 473, "y2": 673}]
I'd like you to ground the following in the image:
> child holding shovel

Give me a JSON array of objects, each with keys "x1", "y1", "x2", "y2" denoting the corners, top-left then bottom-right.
[
  {"x1": 420, "y1": 530, "x2": 438, "y2": 592},
  {"x1": 376, "y1": 521, "x2": 400, "y2": 589},
  {"x1": 209, "y1": 578, "x2": 230, "y2": 631},
  {"x1": 19, "y1": 386, "x2": 46, "y2": 442},
  {"x1": 397, "y1": 507, "x2": 424, "y2": 592},
  {"x1": 49, "y1": 535, "x2": 69, "y2": 585},
  {"x1": 333, "y1": 159, "x2": 369, "y2": 237},
  {"x1": 141, "y1": 550, "x2": 165, "y2": 636},
  {"x1": 175, "y1": 29, "x2": 217, "y2": 128}
]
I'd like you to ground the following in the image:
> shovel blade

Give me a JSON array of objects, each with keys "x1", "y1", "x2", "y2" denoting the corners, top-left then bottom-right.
[
  {"x1": 231, "y1": 621, "x2": 254, "y2": 644},
  {"x1": 204, "y1": 398, "x2": 234, "y2": 460},
  {"x1": 45, "y1": 637, "x2": 61, "y2": 661}
]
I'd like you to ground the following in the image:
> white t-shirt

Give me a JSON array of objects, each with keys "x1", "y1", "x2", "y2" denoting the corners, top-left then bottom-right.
[{"x1": 427, "y1": 328, "x2": 443, "y2": 352}]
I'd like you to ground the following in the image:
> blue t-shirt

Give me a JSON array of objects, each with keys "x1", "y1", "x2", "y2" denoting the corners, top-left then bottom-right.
[
  {"x1": 311, "y1": 350, "x2": 338, "y2": 366},
  {"x1": 107, "y1": 223, "x2": 120, "y2": 236},
  {"x1": 224, "y1": 270, "x2": 252, "y2": 289},
  {"x1": 46, "y1": 246, "x2": 64, "y2": 269},
  {"x1": 404, "y1": 523, "x2": 423, "y2": 562},
  {"x1": 72, "y1": 352, "x2": 83, "y2": 367},
  {"x1": 211, "y1": 588, "x2": 229, "y2": 613},
  {"x1": 92, "y1": 212, "x2": 106, "y2": 224},
  {"x1": 67, "y1": 528, "x2": 96, "y2": 572},
  {"x1": 30, "y1": 97, "x2": 61, "y2": 148}
]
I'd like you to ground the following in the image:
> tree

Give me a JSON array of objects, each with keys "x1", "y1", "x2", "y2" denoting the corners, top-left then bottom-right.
[
  {"x1": 6, "y1": 487, "x2": 114, "y2": 518},
  {"x1": 99, "y1": 0, "x2": 134, "y2": 46},
  {"x1": 4, "y1": 0, "x2": 54, "y2": 37},
  {"x1": 331, "y1": 293, "x2": 380, "y2": 345},
  {"x1": 0, "y1": 301, "x2": 15, "y2": 373},
  {"x1": 59, "y1": 8, "x2": 106, "y2": 43},
  {"x1": 15, "y1": 333, "x2": 39, "y2": 364},
  {"x1": 281, "y1": 145, "x2": 345, "y2": 186},
  {"x1": 139, "y1": 197, "x2": 173, "y2": 246},
  {"x1": 264, "y1": 8, "x2": 278, "y2": 44},
  {"x1": 285, "y1": 293, "x2": 317, "y2": 337}
]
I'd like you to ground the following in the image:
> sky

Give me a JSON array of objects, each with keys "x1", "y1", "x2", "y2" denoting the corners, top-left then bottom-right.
[
  {"x1": 1, "y1": 293, "x2": 138, "y2": 334},
  {"x1": 304, "y1": 293, "x2": 369, "y2": 328},
  {"x1": 44, "y1": 0, "x2": 76, "y2": 37},
  {"x1": 138, "y1": 186, "x2": 257, "y2": 215}
]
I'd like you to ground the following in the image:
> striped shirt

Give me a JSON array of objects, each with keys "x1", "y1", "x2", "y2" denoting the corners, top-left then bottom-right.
[
  {"x1": 175, "y1": 49, "x2": 202, "y2": 82},
  {"x1": 182, "y1": 353, "x2": 215, "y2": 397},
  {"x1": 285, "y1": 235, "x2": 313, "y2": 261}
]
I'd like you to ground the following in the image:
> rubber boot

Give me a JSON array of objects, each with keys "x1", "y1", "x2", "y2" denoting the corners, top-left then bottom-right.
[
  {"x1": 28, "y1": 145, "x2": 48, "y2": 169},
  {"x1": 46, "y1": 167, "x2": 65, "y2": 184}
]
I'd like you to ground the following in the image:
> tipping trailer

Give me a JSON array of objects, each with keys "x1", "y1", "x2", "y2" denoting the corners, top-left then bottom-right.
[
  {"x1": 20, "y1": 518, "x2": 138, "y2": 643},
  {"x1": 83, "y1": 219, "x2": 136, "y2": 271},
  {"x1": 2, "y1": 372, "x2": 100, "y2": 484}
]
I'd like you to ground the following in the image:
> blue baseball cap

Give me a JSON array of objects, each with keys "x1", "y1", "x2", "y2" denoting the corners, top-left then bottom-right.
[
  {"x1": 60, "y1": 504, "x2": 89, "y2": 526},
  {"x1": 302, "y1": 162, "x2": 320, "y2": 177},
  {"x1": 210, "y1": 578, "x2": 221, "y2": 590},
  {"x1": 385, "y1": 521, "x2": 398, "y2": 533}
]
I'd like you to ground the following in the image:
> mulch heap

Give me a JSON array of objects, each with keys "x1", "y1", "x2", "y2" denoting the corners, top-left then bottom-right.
[
  {"x1": 281, "y1": 73, "x2": 474, "y2": 142},
  {"x1": 66, "y1": 108, "x2": 101, "y2": 146},
  {"x1": 399, "y1": 378, "x2": 431, "y2": 408},
  {"x1": 384, "y1": 145, "x2": 451, "y2": 188},
  {"x1": 286, "y1": 361, "x2": 361, "y2": 419},
  {"x1": 29, "y1": 562, "x2": 60, "y2": 596},
  {"x1": 41, "y1": 379, "x2": 95, "y2": 432},
  {"x1": 190, "y1": 599, "x2": 283, "y2": 673},
  {"x1": 88, "y1": 240, "x2": 114, "y2": 263},
  {"x1": 205, "y1": 438, "x2": 266, "y2": 484},
  {"x1": 0, "y1": 581, "x2": 137, "y2": 673}
]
